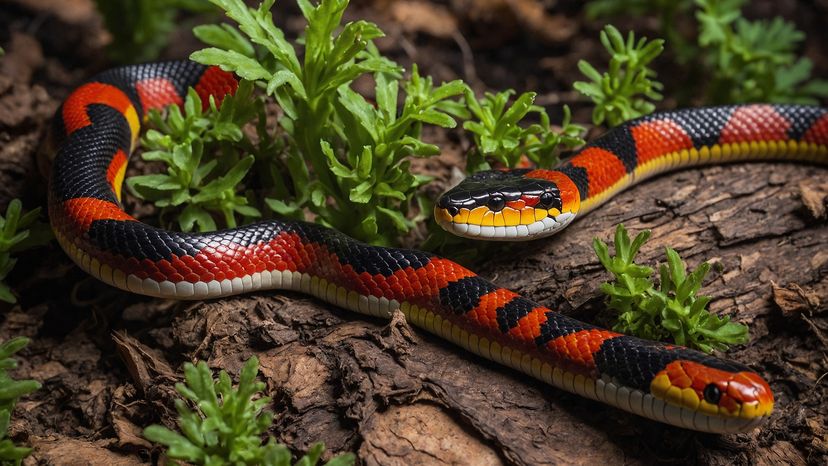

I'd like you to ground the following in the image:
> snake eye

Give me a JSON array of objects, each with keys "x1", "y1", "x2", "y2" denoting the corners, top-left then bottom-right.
[
  {"x1": 539, "y1": 191, "x2": 556, "y2": 207},
  {"x1": 446, "y1": 206, "x2": 459, "y2": 217},
  {"x1": 703, "y1": 383, "x2": 722, "y2": 404},
  {"x1": 488, "y1": 196, "x2": 505, "y2": 212}
]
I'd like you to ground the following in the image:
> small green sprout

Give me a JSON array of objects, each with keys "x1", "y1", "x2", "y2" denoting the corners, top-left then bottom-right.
[
  {"x1": 0, "y1": 200, "x2": 52, "y2": 304},
  {"x1": 0, "y1": 337, "x2": 41, "y2": 464},
  {"x1": 593, "y1": 224, "x2": 749, "y2": 353},
  {"x1": 93, "y1": 0, "x2": 216, "y2": 63},
  {"x1": 144, "y1": 357, "x2": 353, "y2": 466},
  {"x1": 585, "y1": 1, "x2": 696, "y2": 63},
  {"x1": 574, "y1": 25, "x2": 665, "y2": 127},
  {"x1": 695, "y1": 0, "x2": 828, "y2": 103},
  {"x1": 586, "y1": 2, "x2": 828, "y2": 105},
  {"x1": 463, "y1": 90, "x2": 584, "y2": 172},
  {"x1": 127, "y1": 81, "x2": 265, "y2": 232}
]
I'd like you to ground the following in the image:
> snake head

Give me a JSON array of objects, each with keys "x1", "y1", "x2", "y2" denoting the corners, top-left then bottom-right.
[
  {"x1": 649, "y1": 360, "x2": 774, "y2": 432},
  {"x1": 435, "y1": 169, "x2": 580, "y2": 240}
]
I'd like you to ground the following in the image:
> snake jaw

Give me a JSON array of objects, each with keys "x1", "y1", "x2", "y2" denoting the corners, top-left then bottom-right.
[{"x1": 435, "y1": 206, "x2": 576, "y2": 240}]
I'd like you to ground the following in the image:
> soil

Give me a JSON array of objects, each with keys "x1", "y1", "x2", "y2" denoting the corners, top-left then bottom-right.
[{"x1": 1, "y1": 0, "x2": 827, "y2": 465}]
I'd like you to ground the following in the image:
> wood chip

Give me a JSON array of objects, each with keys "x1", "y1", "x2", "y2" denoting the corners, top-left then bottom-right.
[
  {"x1": 771, "y1": 281, "x2": 821, "y2": 316},
  {"x1": 798, "y1": 180, "x2": 828, "y2": 220}
]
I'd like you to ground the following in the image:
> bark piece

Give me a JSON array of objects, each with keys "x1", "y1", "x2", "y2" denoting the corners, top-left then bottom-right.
[{"x1": 26, "y1": 436, "x2": 144, "y2": 466}]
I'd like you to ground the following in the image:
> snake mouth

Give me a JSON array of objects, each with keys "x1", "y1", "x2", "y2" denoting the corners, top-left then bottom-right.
[{"x1": 435, "y1": 206, "x2": 576, "y2": 240}]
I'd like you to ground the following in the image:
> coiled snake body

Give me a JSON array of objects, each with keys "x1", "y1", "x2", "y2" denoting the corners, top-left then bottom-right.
[{"x1": 48, "y1": 61, "x2": 828, "y2": 433}]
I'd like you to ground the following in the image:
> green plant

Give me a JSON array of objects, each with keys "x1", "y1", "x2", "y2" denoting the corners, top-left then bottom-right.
[
  {"x1": 695, "y1": 0, "x2": 828, "y2": 103},
  {"x1": 144, "y1": 357, "x2": 353, "y2": 466},
  {"x1": 0, "y1": 337, "x2": 41, "y2": 464},
  {"x1": 574, "y1": 25, "x2": 665, "y2": 127},
  {"x1": 127, "y1": 82, "x2": 268, "y2": 232},
  {"x1": 584, "y1": 1, "x2": 828, "y2": 105},
  {"x1": 585, "y1": 1, "x2": 696, "y2": 62},
  {"x1": 0, "y1": 200, "x2": 52, "y2": 304},
  {"x1": 463, "y1": 90, "x2": 584, "y2": 172},
  {"x1": 593, "y1": 224, "x2": 749, "y2": 353},
  {"x1": 190, "y1": 0, "x2": 467, "y2": 245},
  {"x1": 93, "y1": 0, "x2": 216, "y2": 63}
]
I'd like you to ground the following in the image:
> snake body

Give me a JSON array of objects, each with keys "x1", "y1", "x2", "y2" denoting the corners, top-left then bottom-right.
[{"x1": 48, "y1": 61, "x2": 828, "y2": 434}]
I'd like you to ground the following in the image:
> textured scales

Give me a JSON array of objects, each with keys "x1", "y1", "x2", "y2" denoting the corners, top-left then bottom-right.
[{"x1": 49, "y1": 61, "x2": 805, "y2": 435}]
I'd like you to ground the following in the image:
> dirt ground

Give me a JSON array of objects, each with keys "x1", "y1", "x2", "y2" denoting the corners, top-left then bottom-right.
[{"x1": 1, "y1": 0, "x2": 827, "y2": 465}]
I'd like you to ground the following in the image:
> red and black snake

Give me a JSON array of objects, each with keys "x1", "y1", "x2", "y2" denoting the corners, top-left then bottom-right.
[{"x1": 47, "y1": 61, "x2": 828, "y2": 434}]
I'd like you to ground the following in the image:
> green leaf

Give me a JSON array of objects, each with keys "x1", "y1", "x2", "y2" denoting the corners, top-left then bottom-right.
[
  {"x1": 410, "y1": 109, "x2": 457, "y2": 128},
  {"x1": 665, "y1": 247, "x2": 686, "y2": 288},
  {"x1": 360, "y1": 213, "x2": 378, "y2": 237},
  {"x1": 577, "y1": 60, "x2": 603, "y2": 82},
  {"x1": 192, "y1": 155, "x2": 254, "y2": 201},
  {"x1": 179, "y1": 204, "x2": 217, "y2": 232},
  {"x1": 128, "y1": 174, "x2": 183, "y2": 192},
  {"x1": 321, "y1": 141, "x2": 356, "y2": 179},
  {"x1": 144, "y1": 425, "x2": 205, "y2": 462},
  {"x1": 375, "y1": 72, "x2": 399, "y2": 122},
  {"x1": 499, "y1": 92, "x2": 536, "y2": 127},
  {"x1": 429, "y1": 79, "x2": 468, "y2": 103},
  {"x1": 350, "y1": 180, "x2": 374, "y2": 203},
  {"x1": 376, "y1": 205, "x2": 409, "y2": 231},
  {"x1": 264, "y1": 198, "x2": 301, "y2": 217},
  {"x1": 266, "y1": 70, "x2": 307, "y2": 100},
  {"x1": 395, "y1": 136, "x2": 440, "y2": 157},
  {"x1": 338, "y1": 86, "x2": 379, "y2": 141},
  {"x1": 193, "y1": 24, "x2": 255, "y2": 57},
  {"x1": 190, "y1": 48, "x2": 272, "y2": 81},
  {"x1": 234, "y1": 204, "x2": 262, "y2": 218},
  {"x1": 374, "y1": 182, "x2": 406, "y2": 201},
  {"x1": 356, "y1": 146, "x2": 373, "y2": 179},
  {"x1": 310, "y1": 186, "x2": 327, "y2": 208}
]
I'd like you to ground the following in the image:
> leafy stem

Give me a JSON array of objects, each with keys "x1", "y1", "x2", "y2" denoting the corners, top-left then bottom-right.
[
  {"x1": 144, "y1": 357, "x2": 353, "y2": 465},
  {"x1": 594, "y1": 224, "x2": 749, "y2": 353},
  {"x1": 0, "y1": 337, "x2": 40, "y2": 464},
  {"x1": 574, "y1": 25, "x2": 664, "y2": 126}
]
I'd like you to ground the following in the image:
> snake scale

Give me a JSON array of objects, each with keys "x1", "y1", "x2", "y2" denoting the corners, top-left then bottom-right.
[{"x1": 47, "y1": 61, "x2": 828, "y2": 433}]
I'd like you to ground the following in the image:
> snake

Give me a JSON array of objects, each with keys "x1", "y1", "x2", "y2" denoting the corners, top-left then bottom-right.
[{"x1": 46, "y1": 60, "x2": 828, "y2": 434}]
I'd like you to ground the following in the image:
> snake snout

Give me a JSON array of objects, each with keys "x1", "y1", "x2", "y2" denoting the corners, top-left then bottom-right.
[{"x1": 650, "y1": 360, "x2": 774, "y2": 422}]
